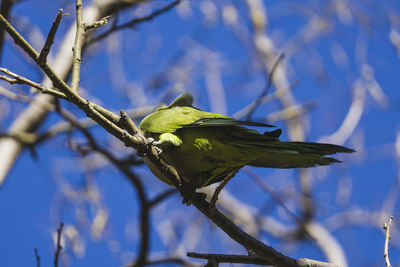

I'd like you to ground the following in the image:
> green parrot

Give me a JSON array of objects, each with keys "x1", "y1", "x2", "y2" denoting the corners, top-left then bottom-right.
[{"x1": 139, "y1": 93, "x2": 354, "y2": 188}]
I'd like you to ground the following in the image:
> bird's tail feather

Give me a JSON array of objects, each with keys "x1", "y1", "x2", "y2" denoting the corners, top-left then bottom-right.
[{"x1": 247, "y1": 141, "x2": 354, "y2": 169}]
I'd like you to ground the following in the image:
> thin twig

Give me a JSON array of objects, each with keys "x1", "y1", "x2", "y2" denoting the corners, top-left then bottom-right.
[
  {"x1": 383, "y1": 216, "x2": 393, "y2": 267},
  {"x1": 0, "y1": 14, "x2": 71, "y2": 91},
  {"x1": 0, "y1": 67, "x2": 68, "y2": 98},
  {"x1": 70, "y1": 0, "x2": 84, "y2": 92},
  {"x1": 54, "y1": 222, "x2": 64, "y2": 267},
  {"x1": 88, "y1": 0, "x2": 181, "y2": 44},
  {"x1": 119, "y1": 110, "x2": 138, "y2": 135},
  {"x1": 36, "y1": 105, "x2": 156, "y2": 144},
  {"x1": 210, "y1": 171, "x2": 237, "y2": 209},
  {"x1": 245, "y1": 53, "x2": 285, "y2": 121},
  {"x1": 84, "y1": 15, "x2": 111, "y2": 30},
  {"x1": 232, "y1": 80, "x2": 299, "y2": 119},
  {"x1": 244, "y1": 168, "x2": 302, "y2": 224},
  {"x1": 38, "y1": 9, "x2": 64, "y2": 64},
  {"x1": 34, "y1": 247, "x2": 40, "y2": 267}
]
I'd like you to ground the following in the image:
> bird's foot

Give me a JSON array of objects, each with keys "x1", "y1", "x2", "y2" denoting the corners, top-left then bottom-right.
[
  {"x1": 182, "y1": 192, "x2": 207, "y2": 206},
  {"x1": 145, "y1": 138, "x2": 163, "y2": 155},
  {"x1": 180, "y1": 184, "x2": 205, "y2": 206}
]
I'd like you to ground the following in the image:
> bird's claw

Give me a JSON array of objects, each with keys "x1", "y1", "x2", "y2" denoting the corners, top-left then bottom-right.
[
  {"x1": 180, "y1": 184, "x2": 203, "y2": 205},
  {"x1": 136, "y1": 137, "x2": 163, "y2": 157},
  {"x1": 154, "y1": 146, "x2": 163, "y2": 155},
  {"x1": 147, "y1": 138, "x2": 163, "y2": 155},
  {"x1": 182, "y1": 192, "x2": 207, "y2": 206}
]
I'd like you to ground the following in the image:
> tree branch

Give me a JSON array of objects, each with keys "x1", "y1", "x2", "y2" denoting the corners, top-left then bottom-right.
[
  {"x1": 70, "y1": 0, "x2": 84, "y2": 92},
  {"x1": 189, "y1": 194, "x2": 339, "y2": 267},
  {"x1": 245, "y1": 53, "x2": 285, "y2": 121},
  {"x1": 34, "y1": 247, "x2": 40, "y2": 267},
  {"x1": 187, "y1": 252, "x2": 272, "y2": 265},
  {"x1": 54, "y1": 222, "x2": 64, "y2": 267},
  {"x1": 0, "y1": 67, "x2": 68, "y2": 98},
  {"x1": 0, "y1": 0, "x2": 145, "y2": 187},
  {"x1": 383, "y1": 216, "x2": 393, "y2": 267},
  {"x1": 38, "y1": 9, "x2": 65, "y2": 64},
  {"x1": 88, "y1": 0, "x2": 181, "y2": 44}
]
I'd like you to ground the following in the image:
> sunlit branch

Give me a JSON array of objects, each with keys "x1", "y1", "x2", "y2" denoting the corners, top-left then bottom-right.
[
  {"x1": 38, "y1": 9, "x2": 65, "y2": 64},
  {"x1": 0, "y1": 67, "x2": 68, "y2": 98},
  {"x1": 187, "y1": 252, "x2": 272, "y2": 265},
  {"x1": 383, "y1": 216, "x2": 394, "y2": 267},
  {"x1": 70, "y1": 0, "x2": 84, "y2": 92}
]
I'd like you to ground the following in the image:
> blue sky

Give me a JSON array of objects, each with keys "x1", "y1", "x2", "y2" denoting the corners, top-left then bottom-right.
[{"x1": 1, "y1": 0, "x2": 400, "y2": 266}]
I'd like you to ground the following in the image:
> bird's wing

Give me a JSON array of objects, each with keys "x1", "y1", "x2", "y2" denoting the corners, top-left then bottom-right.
[
  {"x1": 140, "y1": 104, "x2": 273, "y2": 134},
  {"x1": 184, "y1": 118, "x2": 274, "y2": 128}
]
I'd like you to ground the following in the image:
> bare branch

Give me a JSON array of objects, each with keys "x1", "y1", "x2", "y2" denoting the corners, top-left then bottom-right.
[
  {"x1": 88, "y1": 0, "x2": 181, "y2": 44},
  {"x1": 0, "y1": 0, "x2": 178, "y2": 186},
  {"x1": 383, "y1": 216, "x2": 393, "y2": 267},
  {"x1": 190, "y1": 194, "x2": 339, "y2": 267},
  {"x1": 0, "y1": 16, "x2": 153, "y2": 154},
  {"x1": 84, "y1": 15, "x2": 111, "y2": 30},
  {"x1": 0, "y1": 13, "x2": 40, "y2": 63},
  {"x1": 210, "y1": 170, "x2": 237, "y2": 209},
  {"x1": 34, "y1": 247, "x2": 40, "y2": 267},
  {"x1": 232, "y1": 81, "x2": 299, "y2": 119},
  {"x1": 38, "y1": 9, "x2": 65, "y2": 64},
  {"x1": 187, "y1": 252, "x2": 272, "y2": 265},
  {"x1": 245, "y1": 53, "x2": 285, "y2": 121},
  {"x1": 36, "y1": 105, "x2": 156, "y2": 144},
  {"x1": 0, "y1": 14, "x2": 73, "y2": 92},
  {"x1": 246, "y1": 0, "x2": 305, "y2": 142},
  {"x1": 70, "y1": 0, "x2": 84, "y2": 92},
  {"x1": 0, "y1": 0, "x2": 146, "y2": 186},
  {"x1": 54, "y1": 222, "x2": 64, "y2": 267},
  {"x1": 0, "y1": 67, "x2": 68, "y2": 98},
  {"x1": 119, "y1": 110, "x2": 138, "y2": 135}
]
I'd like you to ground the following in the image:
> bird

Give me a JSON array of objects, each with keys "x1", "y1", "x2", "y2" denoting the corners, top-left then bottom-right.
[{"x1": 139, "y1": 93, "x2": 354, "y2": 188}]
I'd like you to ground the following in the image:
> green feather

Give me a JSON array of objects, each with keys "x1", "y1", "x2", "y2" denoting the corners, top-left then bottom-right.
[
  {"x1": 186, "y1": 118, "x2": 274, "y2": 128},
  {"x1": 139, "y1": 93, "x2": 354, "y2": 188}
]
